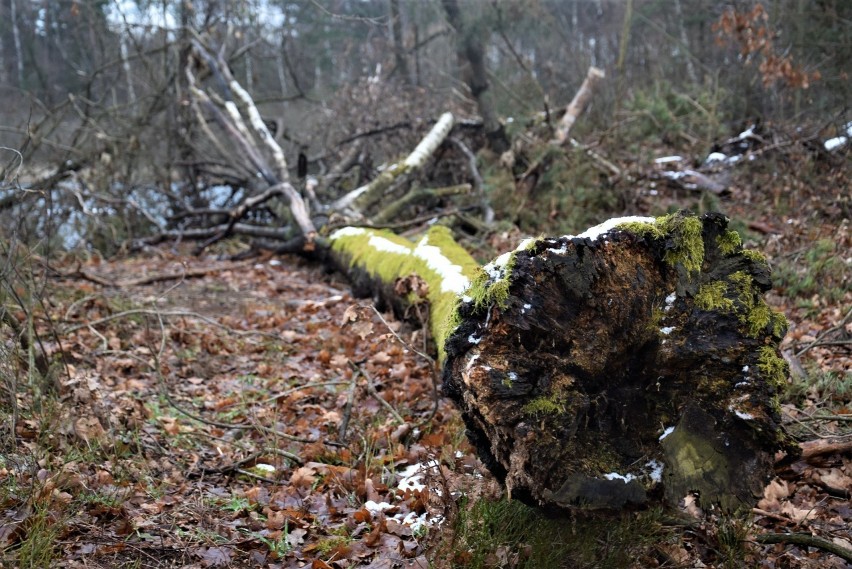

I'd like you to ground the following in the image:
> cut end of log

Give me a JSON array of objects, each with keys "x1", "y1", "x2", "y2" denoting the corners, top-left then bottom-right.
[{"x1": 443, "y1": 211, "x2": 795, "y2": 514}]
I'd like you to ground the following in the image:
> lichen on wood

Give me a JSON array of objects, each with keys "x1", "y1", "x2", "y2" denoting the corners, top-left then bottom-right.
[{"x1": 443, "y1": 211, "x2": 795, "y2": 514}]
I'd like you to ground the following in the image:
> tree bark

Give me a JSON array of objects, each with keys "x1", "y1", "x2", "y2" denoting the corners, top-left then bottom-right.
[
  {"x1": 389, "y1": 0, "x2": 410, "y2": 85},
  {"x1": 441, "y1": 211, "x2": 795, "y2": 513},
  {"x1": 10, "y1": 0, "x2": 24, "y2": 87},
  {"x1": 441, "y1": 0, "x2": 509, "y2": 153}
]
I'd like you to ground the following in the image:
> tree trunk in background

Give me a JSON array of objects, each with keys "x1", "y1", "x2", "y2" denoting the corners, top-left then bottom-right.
[
  {"x1": 673, "y1": 0, "x2": 698, "y2": 84},
  {"x1": 10, "y1": 0, "x2": 24, "y2": 87},
  {"x1": 174, "y1": 2, "x2": 198, "y2": 202},
  {"x1": 442, "y1": 212, "x2": 794, "y2": 513},
  {"x1": 119, "y1": 33, "x2": 136, "y2": 104},
  {"x1": 441, "y1": 0, "x2": 509, "y2": 154},
  {"x1": 276, "y1": 35, "x2": 288, "y2": 94},
  {"x1": 615, "y1": 0, "x2": 633, "y2": 100},
  {"x1": 389, "y1": 0, "x2": 410, "y2": 85},
  {"x1": 0, "y1": 0, "x2": 6, "y2": 85}
]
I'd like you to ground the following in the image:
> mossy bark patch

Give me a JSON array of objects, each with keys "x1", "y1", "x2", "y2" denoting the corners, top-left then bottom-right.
[
  {"x1": 329, "y1": 225, "x2": 480, "y2": 362},
  {"x1": 443, "y1": 211, "x2": 794, "y2": 514}
]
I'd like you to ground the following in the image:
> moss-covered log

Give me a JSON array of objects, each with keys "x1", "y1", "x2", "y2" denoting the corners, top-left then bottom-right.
[
  {"x1": 328, "y1": 224, "x2": 481, "y2": 361},
  {"x1": 442, "y1": 211, "x2": 795, "y2": 514}
]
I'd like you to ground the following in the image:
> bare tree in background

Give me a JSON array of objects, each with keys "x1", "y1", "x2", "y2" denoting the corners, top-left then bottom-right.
[{"x1": 442, "y1": 0, "x2": 509, "y2": 153}]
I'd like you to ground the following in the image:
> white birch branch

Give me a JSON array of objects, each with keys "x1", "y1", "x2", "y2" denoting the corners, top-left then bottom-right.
[
  {"x1": 555, "y1": 66, "x2": 605, "y2": 145},
  {"x1": 332, "y1": 113, "x2": 455, "y2": 213}
]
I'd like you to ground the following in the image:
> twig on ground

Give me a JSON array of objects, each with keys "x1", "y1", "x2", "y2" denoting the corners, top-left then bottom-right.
[
  {"x1": 369, "y1": 305, "x2": 433, "y2": 364},
  {"x1": 795, "y1": 307, "x2": 852, "y2": 357},
  {"x1": 799, "y1": 437, "x2": 852, "y2": 460},
  {"x1": 63, "y1": 308, "x2": 280, "y2": 340},
  {"x1": 752, "y1": 508, "x2": 795, "y2": 525},
  {"x1": 790, "y1": 413, "x2": 852, "y2": 423},
  {"x1": 235, "y1": 468, "x2": 279, "y2": 483},
  {"x1": 349, "y1": 360, "x2": 406, "y2": 425},
  {"x1": 338, "y1": 374, "x2": 359, "y2": 441},
  {"x1": 754, "y1": 532, "x2": 852, "y2": 563},
  {"x1": 368, "y1": 304, "x2": 441, "y2": 428},
  {"x1": 258, "y1": 381, "x2": 350, "y2": 407},
  {"x1": 73, "y1": 260, "x2": 256, "y2": 287},
  {"x1": 196, "y1": 449, "x2": 302, "y2": 475}
]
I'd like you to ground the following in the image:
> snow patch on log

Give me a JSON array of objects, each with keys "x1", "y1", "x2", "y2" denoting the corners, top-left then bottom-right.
[
  {"x1": 604, "y1": 472, "x2": 637, "y2": 483},
  {"x1": 330, "y1": 227, "x2": 367, "y2": 239},
  {"x1": 369, "y1": 235, "x2": 412, "y2": 256},
  {"x1": 548, "y1": 216, "x2": 657, "y2": 254},
  {"x1": 654, "y1": 156, "x2": 683, "y2": 164},
  {"x1": 413, "y1": 234, "x2": 470, "y2": 295}
]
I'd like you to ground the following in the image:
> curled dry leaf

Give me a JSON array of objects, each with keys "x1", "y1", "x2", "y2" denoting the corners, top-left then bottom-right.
[
  {"x1": 196, "y1": 545, "x2": 233, "y2": 568},
  {"x1": 394, "y1": 274, "x2": 429, "y2": 299},
  {"x1": 74, "y1": 416, "x2": 106, "y2": 444},
  {"x1": 291, "y1": 465, "x2": 319, "y2": 488},
  {"x1": 341, "y1": 304, "x2": 375, "y2": 339}
]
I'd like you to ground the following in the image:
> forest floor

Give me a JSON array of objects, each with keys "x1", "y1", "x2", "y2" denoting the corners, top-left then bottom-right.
[{"x1": 2, "y1": 145, "x2": 851, "y2": 568}]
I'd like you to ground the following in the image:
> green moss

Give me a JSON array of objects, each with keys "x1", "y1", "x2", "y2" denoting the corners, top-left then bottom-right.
[
  {"x1": 695, "y1": 281, "x2": 734, "y2": 311},
  {"x1": 659, "y1": 214, "x2": 705, "y2": 274},
  {"x1": 716, "y1": 230, "x2": 742, "y2": 255},
  {"x1": 523, "y1": 396, "x2": 564, "y2": 417},
  {"x1": 646, "y1": 308, "x2": 664, "y2": 333},
  {"x1": 744, "y1": 303, "x2": 772, "y2": 338},
  {"x1": 447, "y1": 497, "x2": 667, "y2": 569},
  {"x1": 770, "y1": 311, "x2": 788, "y2": 339},
  {"x1": 467, "y1": 253, "x2": 516, "y2": 311},
  {"x1": 694, "y1": 272, "x2": 785, "y2": 340},
  {"x1": 616, "y1": 220, "x2": 665, "y2": 240},
  {"x1": 330, "y1": 225, "x2": 480, "y2": 362},
  {"x1": 757, "y1": 346, "x2": 789, "y2": 391},
  {"x1": 618, "y1": 213, "x2": 705, "y2": 274},
  {"x1": 741, "y1": 249, "x2": 768, "y2": 265}
]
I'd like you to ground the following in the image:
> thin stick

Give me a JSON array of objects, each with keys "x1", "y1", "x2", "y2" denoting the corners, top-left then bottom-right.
[
  {"x1": 258, "y1": 381, "x2": 350, "y2": 407},
  {"x1": 754, "y1": 532, "x2": 852, "y2": 563},
  {"x1": 369, "y1": 305, "x2": 433, "y2": 364},
  {"x1": 796, "y1": 307, "x2": 852, "y2": 357},
  {"x1": 63, "y1": 308, "x2": 279, "y2": 340},
  {"x1": 369, "y1": 305, "x2": 440, "y2": 429},
  {"x1": 349, "y1": 360, "x2": 406, "y2": 425},
  {"x1": 73, "y1": 260, "x2": 256, "y2": 288},
  {"x1": 799, "y1": 437, "x2": 852, "y2": 460},
  {"x1": 338, "y1": 374, "x2": 359, "y2": 441},
  {"x1": 196, "y1": 449, "x2": 302, "y2": 475}
]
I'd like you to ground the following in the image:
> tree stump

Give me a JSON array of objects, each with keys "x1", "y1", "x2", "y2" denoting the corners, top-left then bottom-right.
[{"x1": 443, "y1": 212, "x2": 795, "y2": 513}]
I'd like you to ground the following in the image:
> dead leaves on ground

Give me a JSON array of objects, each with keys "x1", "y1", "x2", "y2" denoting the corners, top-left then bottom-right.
[{"x1": 3, "y1": 254, "x2": 467, "y2": 568}]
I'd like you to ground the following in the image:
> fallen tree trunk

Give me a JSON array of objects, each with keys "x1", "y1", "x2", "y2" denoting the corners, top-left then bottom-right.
[
  {"x1": 441, "y1": 211, "x2": 795, "y2": 513},
  {"x1": 332, "y1": 211, "x2": 795, "y2": 514},
  {"x1": 181, "y1": 33, "x2": 794, "y2": 517}
]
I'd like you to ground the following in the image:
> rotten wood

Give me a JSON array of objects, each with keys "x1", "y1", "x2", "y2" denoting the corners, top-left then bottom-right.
[{"x1": 442, "y1": 212, "x2": 794, "y2": 513}]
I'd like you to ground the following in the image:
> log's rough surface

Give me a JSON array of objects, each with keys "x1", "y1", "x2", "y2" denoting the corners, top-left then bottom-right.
[{"x1": 443, "y1": 211, "x2": 795, "y2": 513}]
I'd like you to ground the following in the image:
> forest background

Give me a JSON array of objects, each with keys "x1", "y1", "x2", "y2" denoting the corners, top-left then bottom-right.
[{"x1": 0, "y1": 1, "x2": 850, "y2": 568}]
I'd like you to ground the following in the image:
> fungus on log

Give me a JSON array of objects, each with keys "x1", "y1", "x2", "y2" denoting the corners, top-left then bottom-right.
[{"x1": 442, "y1": 211, "x2": 795, "y2": 513}]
